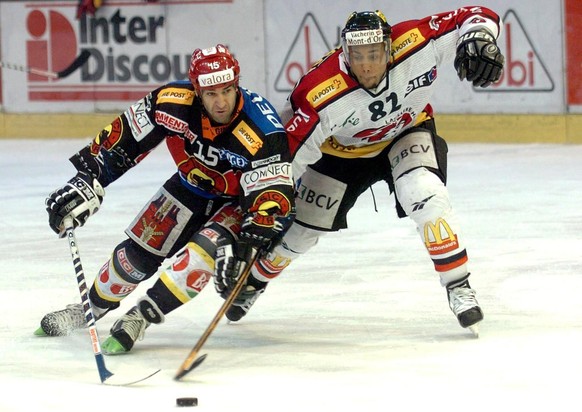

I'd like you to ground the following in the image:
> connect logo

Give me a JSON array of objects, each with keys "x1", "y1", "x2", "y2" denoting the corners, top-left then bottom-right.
[{"x1": 26, "y1": 9, "x2": 81, "y2": 83}]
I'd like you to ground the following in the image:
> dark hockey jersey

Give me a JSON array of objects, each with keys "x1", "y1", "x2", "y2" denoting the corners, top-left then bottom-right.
[{"x1": 70, "y1": 81, "x2": 294, "y2": 215}]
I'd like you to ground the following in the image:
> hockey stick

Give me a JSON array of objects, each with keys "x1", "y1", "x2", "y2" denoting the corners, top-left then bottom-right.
[
  {"x1": 63, "y1": 217, "x2": 160, "y2": 385},
  {"x1": 174, "y1": 247, "x2": 261, "y2": 381},
  {"x1": 0, "y1": 50, "x2": 90, "y2": 79}
]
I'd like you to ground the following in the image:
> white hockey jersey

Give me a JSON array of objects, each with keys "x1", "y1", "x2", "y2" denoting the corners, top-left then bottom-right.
[{"x1": 281, "y1": 6, "x2": 502, "y2": 178}]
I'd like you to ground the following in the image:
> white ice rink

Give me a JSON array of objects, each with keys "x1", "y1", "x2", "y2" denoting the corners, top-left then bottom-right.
[{"x1": 1, "y1": 139, "x2": 581, "y2": 411}]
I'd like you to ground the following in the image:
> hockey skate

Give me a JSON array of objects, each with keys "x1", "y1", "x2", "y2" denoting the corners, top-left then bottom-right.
[
  {"x1": 102, "y1": 297, "x2": 164, "y2": 354},
  {"x1": 34, "y1": 304, "x2": 86, "y2": 336},
  {"x1": 102, "y1": 307, "x2": 150, "y2": 354},
  {"x1": 446, "y1": 276, "x2": 483, "y2": 337},
  {"x1": 224, "y1": 282, "x2": 267, "y2": 322}
]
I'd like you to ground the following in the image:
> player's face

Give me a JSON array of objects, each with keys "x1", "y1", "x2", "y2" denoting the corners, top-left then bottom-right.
[
  {"x1": 348, "y1": 43, "x2": 389, "y2": 89},
  {"x1": 200, "y1": 84, "x2": 238, "y2": 124}
]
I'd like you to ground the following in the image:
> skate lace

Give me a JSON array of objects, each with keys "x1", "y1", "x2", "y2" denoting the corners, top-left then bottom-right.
[
  {"x1": 235, "y1": 286, "x2": 263, "y2": 311},
  {"x1": 118, "y1": 310, "x2": 149, "y2": 342},
  {"x1": 61, "y1": 304, "x2": 85, "y2": 328},
  {"x1": 448, "y1": 286, "x2": 478, "y2": 314}
]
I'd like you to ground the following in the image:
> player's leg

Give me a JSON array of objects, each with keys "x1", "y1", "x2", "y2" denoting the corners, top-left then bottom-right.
[
  {"x1": 236, "y1": 155, "x2": 383, "y2": 321},
  {"x1": 388, "y1": 125, "x2": 482, "y2": 332},
  {"x1": 102, "y1": 204, "x2": 241, "y2": 353},
  {"x1": 36, "y1": 174, "x2": 218, "y2": 336}
]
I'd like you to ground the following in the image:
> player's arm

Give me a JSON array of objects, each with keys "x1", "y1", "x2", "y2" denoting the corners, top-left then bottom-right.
[
  {"x1": 214, "y1": 132, "x2": 296, "y2": 292},
  {"x1": 282, "y1": 90, "x2": 329, "y2": 179},
  {"x1": 46, "y1": 89, "x2": 169, "y2": 236}
]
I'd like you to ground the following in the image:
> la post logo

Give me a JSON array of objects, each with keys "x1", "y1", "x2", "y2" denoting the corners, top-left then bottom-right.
[{"x1": 23, "y1": 4, "x2": 189, "y2": 101}]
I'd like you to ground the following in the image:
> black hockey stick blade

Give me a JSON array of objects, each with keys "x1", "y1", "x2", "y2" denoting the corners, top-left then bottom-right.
[
  {"x1": 57, "y1": 49, "x2": 91, "y2": 78},
  {"x1": 174, "y1": 354, "x2": 207, "y2": 381}
]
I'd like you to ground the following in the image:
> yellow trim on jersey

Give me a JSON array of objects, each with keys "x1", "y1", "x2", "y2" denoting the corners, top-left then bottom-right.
[
  {"x1": 320, "y1": 112, "x2": 432, "y2": 158},
  {"x1": 156, "y1": 88, "x2": 195, "y2": 105},
  {"x1": 320, "y1": 137, "x2": 392, "y2": 158},
  {"x1": 391, "y1": 28, "x2": 426, "y2": 61},
  {"x1": 187, "y1": 242, "x2": 215, "y2": 269},
  {"x1": 234, "y1": 120, "x2": 263, "y2": 154},
  {"x1": 159, "y1": 242, "x2": 215, "y2": 304},
  {"x1": 307, "y1": 74, "x2": 349, "y2": 109}
]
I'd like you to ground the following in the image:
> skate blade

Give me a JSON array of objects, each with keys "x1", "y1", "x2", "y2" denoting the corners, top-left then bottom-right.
[{"x1": 468, "y1": 323, "x2": 480, "y2": 338}]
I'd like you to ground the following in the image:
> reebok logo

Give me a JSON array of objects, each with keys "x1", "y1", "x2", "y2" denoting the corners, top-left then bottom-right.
[{"x1": 412, "y1": 195, "x2": 435, "y2": 212}]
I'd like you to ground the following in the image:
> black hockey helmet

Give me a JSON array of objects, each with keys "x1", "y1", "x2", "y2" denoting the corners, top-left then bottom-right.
[{"x1": 341, "y1": 11, "x2": 392, "y2": 66}]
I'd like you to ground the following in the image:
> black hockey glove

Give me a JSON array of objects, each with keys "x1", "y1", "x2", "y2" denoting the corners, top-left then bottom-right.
[
  {"x1": 214, "y1": 235, "x2": 256, "y2": 295},
  {"x1": 213, "y1": 209, "x2": 294, "y2": 294},
  {"x1": 46, "y1": 172, "x2": 105, "y2": 236},
  {"x1": 454, "y1": 29, "x2": 505, "y2": 88}
]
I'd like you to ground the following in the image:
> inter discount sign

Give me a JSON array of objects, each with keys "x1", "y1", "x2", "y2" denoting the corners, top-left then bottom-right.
[{"x1": 0, "y1": 0, "x2": 263, "y2": 113}]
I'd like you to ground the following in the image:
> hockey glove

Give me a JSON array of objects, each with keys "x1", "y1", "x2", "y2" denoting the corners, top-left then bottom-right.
[
  {"x1": 454, "y1": 29, "x2": 505, "y2": 88},
  {"x1": 214, "y1": 209, "x2": 293, "y2": 294},
  {"x1": 214, "y1": 235, "x2": 255, "y2": 294},
  {"x1": 46, "y1": 172, "x2": 105, "y2": 236}
]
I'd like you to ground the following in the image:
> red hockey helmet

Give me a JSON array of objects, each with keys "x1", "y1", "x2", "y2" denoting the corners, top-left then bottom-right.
[{"x1": 188, "y1": 44, "x2": 240, "y2": 94}]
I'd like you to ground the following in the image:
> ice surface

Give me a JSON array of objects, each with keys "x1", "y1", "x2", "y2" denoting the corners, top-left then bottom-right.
[{"x1": 1, "y1": 139, "x2": 581, "y2": 411}]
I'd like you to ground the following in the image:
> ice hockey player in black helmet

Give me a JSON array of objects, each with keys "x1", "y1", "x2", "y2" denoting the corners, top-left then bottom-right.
[{"x1": 240, "y1": 7, "x2": 505, "y2": 336}]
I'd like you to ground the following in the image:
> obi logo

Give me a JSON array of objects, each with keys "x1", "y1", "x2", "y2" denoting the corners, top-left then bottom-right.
[
  {"x1": 26, "y1": 9, "x2": 82, "y2": 82},
  {"x1": 478, "y1": 9, "x2": 554, "y2": 92}
]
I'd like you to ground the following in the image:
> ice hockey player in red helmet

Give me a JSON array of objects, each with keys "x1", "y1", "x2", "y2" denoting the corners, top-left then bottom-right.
[{"x1": 35, "y1": 44, "x2": 295, "y2": 354}]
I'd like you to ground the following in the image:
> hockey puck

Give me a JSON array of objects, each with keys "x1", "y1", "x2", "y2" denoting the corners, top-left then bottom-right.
[{"x1": 176, "y1": 397, "x2": 198, "y2": 407}]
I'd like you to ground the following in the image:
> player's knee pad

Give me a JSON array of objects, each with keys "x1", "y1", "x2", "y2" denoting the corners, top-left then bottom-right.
[
  {"x1": 153, "y1": 221, "x2": 235, "y2": 307},
  {"x1": 394, "y1": 167, "x2": 451, "y2": 222},
  {"x1": 252, "y1": 223, "x2": 324, "y2": 281},
  {"x1": 388, "y1": 127, "x2": 447, "y2": 183},
  {"x1": 91, "y1": 238, "x2": 163, "y2": 307}
]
